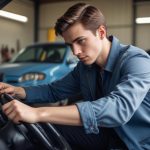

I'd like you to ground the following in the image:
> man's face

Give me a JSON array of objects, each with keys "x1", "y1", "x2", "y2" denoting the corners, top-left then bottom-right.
[{"x1": 62, "y1": 23, "x2": 103, "y2": 65}]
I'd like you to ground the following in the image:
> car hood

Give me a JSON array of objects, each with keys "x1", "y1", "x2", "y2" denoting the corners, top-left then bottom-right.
[{"x1": 0, "y1": 63, "x2": 59, "y2": 76}]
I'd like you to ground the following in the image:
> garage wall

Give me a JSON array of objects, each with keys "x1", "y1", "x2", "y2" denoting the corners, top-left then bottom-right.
[
  {"x1": 0, "y1": 0, "x2": 34, "y2": 61},
  {"x1": 136, "y1": 2, "x2": 150, "y2": 50},
  {"x1": 39, "y1": 0, "x2": 132, "y2": 45},
  {"x1": 0, "y1": 0, "x2": 149, "y2": 63}
]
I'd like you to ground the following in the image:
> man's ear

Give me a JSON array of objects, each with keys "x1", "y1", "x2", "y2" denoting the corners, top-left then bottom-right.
[
  {"x1": 96, "y1": 31, "x2": 99, "y2": 38},
  {"x1": 97, "y1": 25, "x2": 106, "y2": 39}
]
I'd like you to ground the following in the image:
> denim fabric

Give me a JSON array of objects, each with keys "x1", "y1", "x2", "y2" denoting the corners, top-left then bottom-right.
[
  {"x1": 54, "y1": 125, "x2": 128, "y2": 150},
  {"x1": 24, "y1": 36, "x2": 150, "y2": 150}
]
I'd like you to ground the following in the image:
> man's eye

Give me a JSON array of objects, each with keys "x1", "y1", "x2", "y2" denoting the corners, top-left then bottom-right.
[{"x1": 78, "y1": 39, "x2": 85, "y2": 45}]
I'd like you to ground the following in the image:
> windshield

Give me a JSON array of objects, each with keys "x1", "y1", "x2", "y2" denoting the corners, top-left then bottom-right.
[{"x1": 11, "y1": 44, "x2": 67, "y2": 63}]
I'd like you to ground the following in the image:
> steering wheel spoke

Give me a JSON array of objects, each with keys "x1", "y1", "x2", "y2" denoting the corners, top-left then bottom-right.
[{"x1": 0, "y1": 94, "x2": 71, "y2": 150}]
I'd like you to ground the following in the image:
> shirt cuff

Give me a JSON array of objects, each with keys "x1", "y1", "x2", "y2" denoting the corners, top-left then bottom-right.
[
  {"x1": 23, "y1": 86, "x2": 45, "y2": 103},
  {"x1": 76, "y1": 101, "x2": 99, "y2": 134}
]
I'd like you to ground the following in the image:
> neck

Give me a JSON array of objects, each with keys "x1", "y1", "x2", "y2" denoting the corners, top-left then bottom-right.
[{"x1": 96, "y1": 37, "x2": 111, "y2": 69}]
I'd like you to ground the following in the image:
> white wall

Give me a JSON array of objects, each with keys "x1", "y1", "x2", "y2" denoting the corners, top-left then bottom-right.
[
  {"x1": 136, "y1": 2, "x2": 150, "y2": 50},
  {"x1": 0, "y1": 0, "x2": 34, "y2": 55}
]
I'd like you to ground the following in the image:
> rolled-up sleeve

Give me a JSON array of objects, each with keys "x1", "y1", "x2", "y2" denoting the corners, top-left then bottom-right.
[
  {"x1": 76, "y1": 50, "x2": 150, "y2": 134},
  {"x1": 76, "y1": 101, "x2": 99, "y2": 134}
]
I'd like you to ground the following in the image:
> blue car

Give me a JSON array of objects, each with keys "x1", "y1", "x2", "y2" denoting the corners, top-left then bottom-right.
[{"x1": 0, "y1": 42, "x2": 78, "y2": 86}]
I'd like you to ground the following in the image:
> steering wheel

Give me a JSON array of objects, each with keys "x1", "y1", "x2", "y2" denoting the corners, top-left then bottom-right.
[{"x1": 0, "y1": 94, "x2": 71, "y2": 150}]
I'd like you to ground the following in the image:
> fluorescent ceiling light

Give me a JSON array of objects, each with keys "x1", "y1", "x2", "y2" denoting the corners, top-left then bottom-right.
[
  {"x1": 0, "y1": 10, "x2": 28, "y2": 23},
  {"x1": 136, "y1": 17, "x2": 150, "y2": 24}
]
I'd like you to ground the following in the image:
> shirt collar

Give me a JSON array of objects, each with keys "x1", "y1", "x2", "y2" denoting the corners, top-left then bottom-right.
[{"x1": 104, "y1": 36, "x2": 121, "y2": 72}]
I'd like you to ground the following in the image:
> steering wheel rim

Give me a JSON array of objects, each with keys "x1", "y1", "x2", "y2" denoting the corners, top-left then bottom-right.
[{"x1": 0, "y1": 94, "x2": 71, "y2": 150}]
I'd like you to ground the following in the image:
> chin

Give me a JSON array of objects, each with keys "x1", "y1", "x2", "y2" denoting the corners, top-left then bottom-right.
[{"x1": 82, "y1": 60, "x2": 94, "y2": 65}]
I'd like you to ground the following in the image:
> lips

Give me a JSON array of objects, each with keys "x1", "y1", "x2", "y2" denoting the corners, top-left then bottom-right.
[{"x1": 79, "y1": 56, "x2": 87, "y2": 61}]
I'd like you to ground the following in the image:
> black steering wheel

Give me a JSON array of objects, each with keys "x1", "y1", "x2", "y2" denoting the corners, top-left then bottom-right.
[{"x1": 0, "y1": 94, "x2": 71, "y2": 150}]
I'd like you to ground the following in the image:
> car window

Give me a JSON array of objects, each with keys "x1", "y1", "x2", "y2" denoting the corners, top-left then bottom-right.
[
  {"x1": 11, "y1": 44, "x2": 67, "y2": 63},
  {"x1": 67, "y1": 50, "x2": 79, "y2": 64}
]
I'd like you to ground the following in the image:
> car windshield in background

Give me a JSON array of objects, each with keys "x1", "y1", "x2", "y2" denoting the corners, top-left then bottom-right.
[{"x1": 11, "y1": 44, "x2": 66, "y2": 63}]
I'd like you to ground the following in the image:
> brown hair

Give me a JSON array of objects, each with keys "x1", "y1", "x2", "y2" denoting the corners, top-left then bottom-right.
[{"x1": 55, "y1": 3, "x2": 106, "y2": 36}]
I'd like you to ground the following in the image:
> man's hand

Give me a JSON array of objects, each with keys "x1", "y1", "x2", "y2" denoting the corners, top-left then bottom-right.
[
  {"x1": 2, "y1": 100, "x2": 39, "y2": 124},
  {"x1": 0, "y1": 82, "x2": 26, "y2": 99},
  {"x1": 2, "y1": 99, "x2": 82, "y2": 125},
  {"x1": 0, "y1": 82, "x2": 16, "y2": 96}
]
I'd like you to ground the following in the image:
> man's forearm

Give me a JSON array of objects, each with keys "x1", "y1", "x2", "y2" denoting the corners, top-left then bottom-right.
[{"x1": 36, "y1": 105, "x2": 82, "y2": 126}]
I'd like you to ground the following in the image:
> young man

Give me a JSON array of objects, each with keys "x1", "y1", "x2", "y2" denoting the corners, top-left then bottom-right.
[{"x1": 0, "y1": 3, "x2": 150, "y2": 150}]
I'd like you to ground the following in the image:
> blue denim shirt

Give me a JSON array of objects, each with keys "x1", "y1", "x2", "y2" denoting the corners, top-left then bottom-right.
[{"x1": 24, "y1": 36, "x2": 150, "y2": 150}]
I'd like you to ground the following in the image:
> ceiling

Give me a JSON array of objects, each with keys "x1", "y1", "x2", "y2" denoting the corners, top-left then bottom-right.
[
  {"x1": 29, "y1": 0, "x2": 150, "y2": 5},
  {"x1": 38, "y1": 0, "x2": 150, "y2": 3},
  {"x1": 135, "y1": 0, "x2": 150, "y2": 1},
  {"x1": 30, "y1": 0, "x2": 79, "y2": 4}
]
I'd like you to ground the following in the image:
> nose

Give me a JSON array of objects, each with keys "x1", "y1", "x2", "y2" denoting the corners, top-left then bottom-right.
[{"x1": 72, "y1": 45, "x2": 81, "y2": 56}]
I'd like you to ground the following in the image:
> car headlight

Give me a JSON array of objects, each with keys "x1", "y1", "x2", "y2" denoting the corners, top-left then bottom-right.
[{"x1": 18, "y1": 72, "x2": 45, "y2": 82}]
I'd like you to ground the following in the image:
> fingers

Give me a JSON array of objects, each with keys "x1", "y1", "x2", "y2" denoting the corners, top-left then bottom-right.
[
  {"x1": 3, "y1": 103, "x2": 14, "y2": 115},
  {"x1": 2, "y1": 100, "x2": 21, "y2": 123},
  {"x1": 0, "y1": 82, "x2": 15, "y2": 95},
  {"x1": 2, "y1": 99, "x2": 37, "y2": 124},
  {"x1": 0, "y1": 83, "x2": 6, "y2": 94}
]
